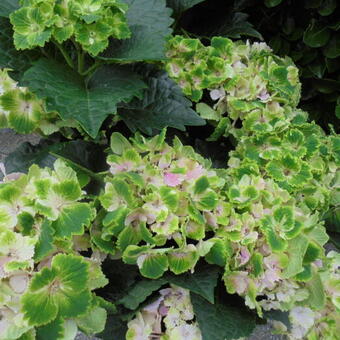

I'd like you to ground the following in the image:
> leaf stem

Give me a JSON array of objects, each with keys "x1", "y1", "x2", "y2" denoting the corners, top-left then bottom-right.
[
  {"x1": 80, "y1": 60, "x2": 103, "y2": 76},
  {"x1": 53, "y1": 40, "x2": 74, "y2": 69}
]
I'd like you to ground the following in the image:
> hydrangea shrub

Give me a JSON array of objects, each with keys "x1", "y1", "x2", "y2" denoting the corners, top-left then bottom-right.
[{"x1": 0, "y1": 1, "x2": 338, "y2": 338}]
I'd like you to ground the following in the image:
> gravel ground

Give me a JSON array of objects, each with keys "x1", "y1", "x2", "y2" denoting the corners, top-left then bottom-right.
[{"x1": 0, "y1": 129, "x2": 285, "y2": 340}]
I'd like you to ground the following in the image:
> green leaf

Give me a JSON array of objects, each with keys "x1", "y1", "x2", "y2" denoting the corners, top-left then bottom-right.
[
  {"x1": 99, "y1": 0, "x2": 173, "y2": 62},
  {"x1": 165, "y1": 264, "x2": 220, "y2": 303},
  {"x1": 0, "y1": 0, "x2": 19, "y2": 18},
  {"x1": 119, "y1": 279, "x2": 166, "y2": 309},
  {"x1": 303, "y1": 21, "x2": 331, "y2": 48},
  {"x1": 52, "y1": 140, "x2": 109, "y2": 175},
  {"x1": 52, "y1": 203, "x2": 93, "y2": 239},
  {"x1": 119, "y1": 71, "x2": 205, "y2": 135},
  {"x1": 98, "y1": 314, "x2": 128, "y2": 340},
  {"x1": 166, "y1": 0, "x2": 206, "y2": 17},
  {"x1": 196, "y1": 102, "x2": 220, "y2": 121},
  {"x1": 22, "y1": 59, "x2": 146, "y2": 138},
  {"x1": 4, "y1": 140, "x2": 57, "y2": 175},
  {"x1": 191, "y1": 293, "x2": 256, "y2": 340},
  {"x1": 323, "y1": 35, "x2": 340, "y2": 58},
  {"x1": 318, "y1": 0, "x2": 337, "y2": 16},
  {"x1": 264, "y1": 0, "x2": 283, "y2": 7},
  {"x1": 215, "y1": 12, "x2": 263, "y2": 40}
]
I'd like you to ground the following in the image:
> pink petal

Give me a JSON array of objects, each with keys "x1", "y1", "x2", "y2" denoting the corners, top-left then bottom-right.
[{"x1": 164, "y1": 172, "x2": 182, "y2": 187}]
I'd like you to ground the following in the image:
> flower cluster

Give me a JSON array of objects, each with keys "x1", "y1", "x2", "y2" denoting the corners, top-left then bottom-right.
[
  {"x1": 10, "y1": 0, "x2": 131, "y2": 55},
  {"x1": 97, "y1": 130, "x2": 228, "y2": 279},
  {"x1": 0, "y1": 160, "x2": 108, "y2": 339},
  {"x1": 165, "y1": 35, "x2": 340, "y2": 339},
  {"x1": 127, "y1": 285, "x2": 202, "y2": 340},
  {"x1": 166, "y1": 36, "x2": 301, "y2": 140},
  {"x1": 0, "y1": 68, "x2": 77, "y2": 135}
]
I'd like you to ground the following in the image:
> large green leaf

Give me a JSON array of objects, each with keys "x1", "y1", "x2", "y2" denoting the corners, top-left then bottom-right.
[
  {"x1": 99, "y1": 0, "x2": 173, "y2": 62},
  {"x1": 119, "y1": 279, "x2": 166, "y2": 310},
  {"x1": 0, "y1": 0, "x2": 19, "y2": 18},
  {"x1": 22, "y1": 59, "x2": 146, "y2": 138},
  {"x1": 119, "y1": 70, "x2": 205, "y2": 134},
  {"x1": 4, "y1": 139, "x2": 108, "y2": 181},
  {"x1": 215, "y1": 12, "x2": 263, "y2": 40},
  {"x1": 191, "y1": 293, "x2": 256, "y2": 340},
  {"x1": 166, "y1": 0, "x2": 206, "y2": 17},
  {"x1": 165, "y1": 264, "x2": 220, "y2": 303},
  {"x1": 4, "y1": 140, "x2": 57, "y2": 176},
  {"x1": 303, "y1": 21, "x2": 331, "y2": 48},
  {"x1": 52, "y1": 140, "x2": 109, "y2": 174}
]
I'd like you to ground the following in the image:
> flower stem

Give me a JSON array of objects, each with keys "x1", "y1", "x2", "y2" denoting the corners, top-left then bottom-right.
[{"x1": 53, "y1": 40, "x2": 74, "y2": 69}]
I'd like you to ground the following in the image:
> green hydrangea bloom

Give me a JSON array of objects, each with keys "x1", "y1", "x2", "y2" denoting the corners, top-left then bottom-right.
[
  {"x1": 10, "y1": 0, "x2": 131, "y2": 56},
  {"x1": 0, "y1": 69, "x2": 65, "y2": 135},
  {"x1": 98, "y1": 130, "x2": 227, "y2": 278},
  {"x1": 166, "y1": 36, "x2": 301, "y2": 139}
]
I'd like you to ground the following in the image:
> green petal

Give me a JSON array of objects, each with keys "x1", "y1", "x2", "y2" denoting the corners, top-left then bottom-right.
[
  {"x1": 168, "y1": 245, "x2": 199, "y2": 275},
  {"x1": 52, "y1": 203, "x2": 93, "y2": 239},
  {"x1": 138, "y1": 252, "x2": 168, "y2": 279},
  {"x1": 76, "y1": 306, "x2": 107, "y2": 335}
]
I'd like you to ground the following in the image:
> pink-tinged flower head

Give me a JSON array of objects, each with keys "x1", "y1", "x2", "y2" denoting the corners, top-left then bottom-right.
[
  {"x1": 164, "y1": 172, "x2": 183, "y2": 187},
  {"x1": 257, "y1": 90, "x2": 270, "y2": 102},
  {"x1": 186, "y1": 164, "x2": 204, "y2": 181},
  {"x1": 237, "y1": 247, "x2": 251, "y2": 266},
  {"x1": 109, "y1": 161, "x2": 134, "y2": 175}
]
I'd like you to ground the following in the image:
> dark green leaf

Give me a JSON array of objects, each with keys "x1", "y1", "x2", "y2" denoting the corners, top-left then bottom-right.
[
  {"x1": 303, "y1": 21, "x2": 331, "y2": 48},
  {"x1": 328, "y1": 231, "x2": 340, "y2": 250},
  {"x1": 52, "y1": 140, "x2": 108, "y2": 174},
  {"x1": 318, "y1": 0, "x2": 337, "y2": 16},
  {"x1": 119, "y1": 70, "x2": 205, "y2": 135},
  {"x1": 98, "y1": 314, "x2": 128, "y2": 340},
  {"x1": 326, "y1": 58, "x2": 340, "y2": 73},
  {"x1": 264, "y1": 0, "x2": 282, "y2": 8},
  {"x1": 166, "y1": 0, "x2": 206, "y2": 17},
  {"x1": 304, "y1": 0, "x2": 322, "y2": 9},
  {"x1": 165, "y1": 264, "x2": 220, "y2": 303},
  {"x1": 22, "y1": 59, "x2": 146, "y2": 138},
  {"x1": 119, "y1": 279, "x2": 166, "y2": 310},
  {"x1": 4, "y1": 140, "x2": 56, "y2": 175},
  {"x1": 312, "y1": 78, "x2": 340, "y2": 94},
  {"x1": 191, "y1": 293, "x2": 256, "y2": 340},
  {"x1": 325, "y1": 206, "x2": 340, "y2": 233},
  {"x1": 0, "y1": 0, "x2": 19, "y2": 18},
  {"x1": 264, "y1": 310, "x2": 291, "y2": 329},
  {"x1": 323, "y1": 35, "x2": 340, "y2": 58},
  {"x1": 215, "y1": 12, "x2": 263, "y2": 40},
  {"x1": 308, "y1": 59, "x2": 326, "y2": 78},
  {"x1": 99, "y1": 0, "x2": 173, "y2": 62}
]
